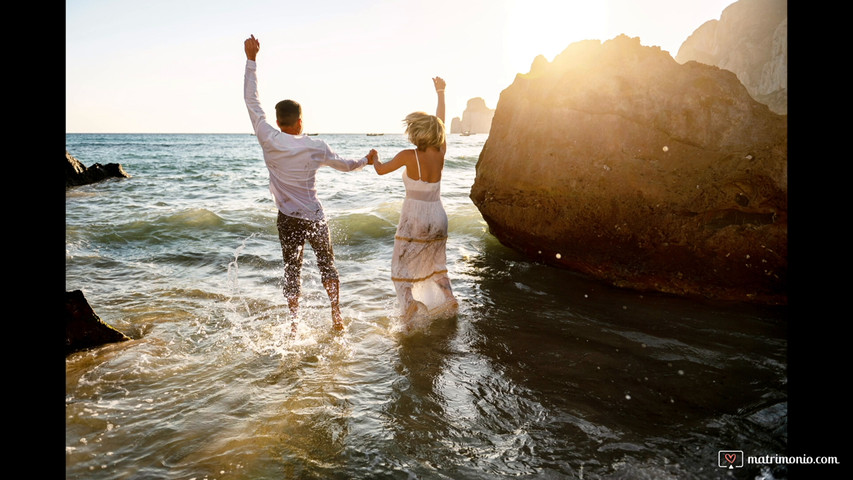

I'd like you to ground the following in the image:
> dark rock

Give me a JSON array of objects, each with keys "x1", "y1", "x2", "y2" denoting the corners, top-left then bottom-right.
[
  {"x1": 470, "y1": 35, "x2": 787, "y2": 305},
  {"x1": 66, "y1": 150, "x2": 131, "y2": 189},
  {"x1": 65, "y1": 290, "x2": 130, "y2": 356}
]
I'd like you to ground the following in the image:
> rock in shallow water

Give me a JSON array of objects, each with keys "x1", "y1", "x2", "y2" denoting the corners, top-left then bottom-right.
[
  {"x1": 470, "y1": 35, "x2": 787, "y2": 304},
  {"x1": 65, "y1": 290, "x2": 130, "y2": 356},
  {"x1": 66, "y1": 150, "x2": 131, "y2": 189}
]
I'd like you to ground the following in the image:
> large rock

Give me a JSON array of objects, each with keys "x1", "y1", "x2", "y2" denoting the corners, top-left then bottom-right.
[
  {"x1": 450, "y1": 97, "x2": 495, "y2": 134},
  {"x1": 676, "y1": 0, "x2": 787, "y2": 114},
  {"x1": 65, "y1": 290, "x2": 131, "y2": 356},
  {"x1": 66, "y1": 150, "x2": 131, "y2": 189},
  {"x1": 470, "y1": 35, "x2": 787, "y2": 304}
]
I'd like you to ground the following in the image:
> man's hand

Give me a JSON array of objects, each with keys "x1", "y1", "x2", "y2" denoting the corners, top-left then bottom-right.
[
  {"x1": 366, "y1": 149, "x2": 378, "y2": 165},
  {"x1": 244, "y1": 35, "x2": 260, "y2": 61}
]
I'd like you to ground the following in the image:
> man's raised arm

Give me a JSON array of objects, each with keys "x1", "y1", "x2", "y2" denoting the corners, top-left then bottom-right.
[{"x1": 243, "y1": 35, "x2": 268, "y2": 136}]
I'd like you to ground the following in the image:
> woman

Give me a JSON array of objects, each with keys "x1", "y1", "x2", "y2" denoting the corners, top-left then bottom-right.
[{"x1": 371, "y1": 77, "x2": 458, "y2": 325}]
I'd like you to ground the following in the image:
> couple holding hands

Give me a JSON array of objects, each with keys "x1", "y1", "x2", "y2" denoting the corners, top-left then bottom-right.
[{"x1": 243, "y1": 35, "x2": 458, "y2": 333}]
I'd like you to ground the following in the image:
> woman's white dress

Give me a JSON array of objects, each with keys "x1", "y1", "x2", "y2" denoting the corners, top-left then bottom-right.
[{"x1": 391, "y1": 149, "x2": 458, "y2": 320}]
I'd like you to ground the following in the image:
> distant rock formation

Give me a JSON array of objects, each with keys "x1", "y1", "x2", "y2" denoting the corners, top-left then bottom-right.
[
  {"x1": 470, "y1": 35, "x2": 787, "y2": 304},
  {"x1": 66, "y1": 150, "x2": 131, "y2": 189},
  {"x1": 65, "y1": 290, "x2": 131, "y2": 356},
  {"x1": 676, "y1": 0, "x2": 787, "y2": 114},
  {"x1": 450, "y1": 97, "x2": 495, "y2": 134}
]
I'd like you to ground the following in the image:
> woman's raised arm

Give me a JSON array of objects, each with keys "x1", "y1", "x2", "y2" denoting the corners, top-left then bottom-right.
[{"x1": 433, "y1": 76, "x2": 446, "y2": 124}]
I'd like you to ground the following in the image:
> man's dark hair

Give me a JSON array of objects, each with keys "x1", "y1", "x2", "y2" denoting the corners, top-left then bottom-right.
[{"x1": 275, "y1": 100, "x2": 301, "y2": 127}]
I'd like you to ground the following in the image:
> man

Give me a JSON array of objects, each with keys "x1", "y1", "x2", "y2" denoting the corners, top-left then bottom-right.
[{"x1": 243, "y1": 34, "x2": 377, "y2": 332}]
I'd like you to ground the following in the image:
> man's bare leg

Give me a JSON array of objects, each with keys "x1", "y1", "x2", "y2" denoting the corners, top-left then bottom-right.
[
  {"x1": 323, "y1": 278, "x2": 344, "y2": 330},
  {"x1": 287, "y1": 296, "x2": 299, "y2": 333}
]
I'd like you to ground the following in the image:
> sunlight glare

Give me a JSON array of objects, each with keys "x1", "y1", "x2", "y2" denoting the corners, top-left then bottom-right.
[{"x1": 504, "y1": 0, "x2": 607, "y2": 73}]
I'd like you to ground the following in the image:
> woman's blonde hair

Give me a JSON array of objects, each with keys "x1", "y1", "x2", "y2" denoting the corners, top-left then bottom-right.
[{"x1": 404, "y1": 112, "x2": 445, "y2": 150}]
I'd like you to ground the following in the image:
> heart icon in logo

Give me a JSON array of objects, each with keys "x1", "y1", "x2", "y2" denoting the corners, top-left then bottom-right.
[{"x1": 718, "y1": 450, "x2": 743, "y2": 469}]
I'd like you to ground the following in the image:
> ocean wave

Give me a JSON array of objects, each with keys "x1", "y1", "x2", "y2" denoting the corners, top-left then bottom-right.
[
  {"x1": 447, "y1": 203, "x2": 490, "y2": 237},
  {"x1": 74, "y1": 209, "x2": 227, "y2": 245},
  {"x1": 161, "y1": 208, "x2": 226, "y2": 227},
  {"x1": 330, "y1": 211, "x2": 397, "y2": 245},
  {"x1": 444, "y1": 155, "x2": 480, "y2": 168}
]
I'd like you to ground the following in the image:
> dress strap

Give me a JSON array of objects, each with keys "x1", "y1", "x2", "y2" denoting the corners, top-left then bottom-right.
[{"x1": 413, "y1": 149, "x2": 422, "y2": 180}]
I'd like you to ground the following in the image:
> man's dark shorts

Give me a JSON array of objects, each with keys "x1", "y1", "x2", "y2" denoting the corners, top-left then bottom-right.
[{"x1": 276, "y1": 211, "x2": 339, "y2": 299}]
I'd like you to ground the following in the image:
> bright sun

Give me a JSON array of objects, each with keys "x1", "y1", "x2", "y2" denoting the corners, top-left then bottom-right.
[{"x1": 503, "y1": 0, "x2": 608, "y2": 73}]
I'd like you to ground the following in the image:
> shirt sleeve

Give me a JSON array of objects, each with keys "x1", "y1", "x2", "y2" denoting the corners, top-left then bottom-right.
[
  {"x1": 243, "y1": 60, "x2": 279, "y2": 143},
  {"x1": 322, "y1": 143, "x2": 369, "y2": 172}
]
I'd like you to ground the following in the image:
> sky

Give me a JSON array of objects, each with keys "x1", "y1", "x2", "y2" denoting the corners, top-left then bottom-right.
[{"x1": 66, "y1": 0, "x2": 736, "y2": 134}]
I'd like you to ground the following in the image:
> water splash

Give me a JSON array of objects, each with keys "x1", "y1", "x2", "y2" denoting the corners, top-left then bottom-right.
[{"x1": 226, "y1": 233, "x2": 259, "y2": 314}]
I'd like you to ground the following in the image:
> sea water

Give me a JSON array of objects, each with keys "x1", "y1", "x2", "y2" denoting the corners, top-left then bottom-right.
[{"x1": 65, "y1": 133, "x2": 788, "y2": 479}]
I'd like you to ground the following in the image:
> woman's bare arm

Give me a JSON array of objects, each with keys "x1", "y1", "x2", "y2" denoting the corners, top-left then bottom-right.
[
  {"x1": 373, "y1": 150, "x2": 409, "y2": 176},
  {"x1": 433, "y1": 76, "x2": 446, "y2": 124}
]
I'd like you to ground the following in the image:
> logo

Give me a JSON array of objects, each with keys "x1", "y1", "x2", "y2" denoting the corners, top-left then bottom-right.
[{"x1": 718, "y1": 450, "x2": 744, "y2": 469}]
